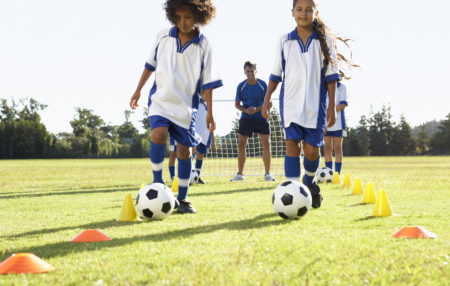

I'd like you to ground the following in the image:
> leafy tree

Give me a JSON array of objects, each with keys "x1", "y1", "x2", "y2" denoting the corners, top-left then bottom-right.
[
  {"x1": 415, "y1": 124, "x2": 429, "y2": 154},
  {"x1": 430, "y1": 114, "x2": 450, "y2": 154},
  {"x1": 389, "y1": 115, "x2": 415, "y2": 155},
  {"x1": 368, "y1": 104, "x2": 394, "y2": 155},
  {"x1": 117, "y1": 110, "x2": 138, "y2": 142}
]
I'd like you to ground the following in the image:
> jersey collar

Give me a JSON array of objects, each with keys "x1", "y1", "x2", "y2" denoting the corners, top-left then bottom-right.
[
  {"x1": 169, "y1": 26, "x2": 203, "y2": 44},
  {"x1": 288, "y1": 27, "x2": 319, "y2": 41}
]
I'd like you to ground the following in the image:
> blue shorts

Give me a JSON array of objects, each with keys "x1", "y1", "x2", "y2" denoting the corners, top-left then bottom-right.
[
  {"x1": 285, "y1": 123, "x2": 324, "y2": 147},
  {"x1": 196, "y1": 136, "x2": 211, "y2": 154},
  {"x1": 238, "y1": 118, "x2": 270, "y2": 137},
  {"x1": 150, "y1": 116, "x2": 198, "y2": 148},
  {"x1": 169, "y1": 135, "x2": 177, "y2": 152},
  {"x1": 324, "y1": 130, "x2": 344, "y2": 137}
]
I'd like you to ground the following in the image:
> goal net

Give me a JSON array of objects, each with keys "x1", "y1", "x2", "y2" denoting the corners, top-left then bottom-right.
[{"x1": 200, "y1": 99, "x2": 285, "y2": 179}]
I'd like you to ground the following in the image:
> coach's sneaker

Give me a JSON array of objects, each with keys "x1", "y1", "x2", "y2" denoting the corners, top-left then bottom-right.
[
  {"x1": 308, "y1": 183, "x2": 323, "y2": 209},
  {"x1": 231, "y1": 173, "x2": 245, "y2": 181},
  {"x1": 264, "y1": 173, "x2": 276, "y2": 181},
  {"x1": 178, "y1": 199, "x2": 196, "y2": 214},
  {"x1": 197, "y1": 177, "x2": 205, "y2": 184}
]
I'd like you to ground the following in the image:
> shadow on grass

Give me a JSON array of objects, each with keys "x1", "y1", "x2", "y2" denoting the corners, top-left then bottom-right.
[
  {"x1": 189, "y1": 186, "x2": 273, "y2": 197},
  {"x1": 0, "y1": 186, "x2": 136, "y2": 200},
  {"x1": 348, "y1": 203, "x2": 369, "y2": 207},
  {"x1": 354, "y1": 216, "x2": 378, "y2": 222},
  {"x1": 2, "y1": 213, "x2": 288, "y2": 260}
]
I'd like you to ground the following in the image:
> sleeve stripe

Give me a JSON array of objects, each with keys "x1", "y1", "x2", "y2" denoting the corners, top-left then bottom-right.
[
  {"x1": 340, "y1": 101, "x2": 348, "y2": 106},
  {"x1": 325, "y1": 73, "x2": 340, "y2": 83},
  {"x1": 145, "y1": 63, "x2": 156, "y2": 71},
  {"x1": 202, "y1": 80, "x2": 223, "y2": 91},
  {"x1": 269, "y1": 74, "x2": 282, "y2": 82}
]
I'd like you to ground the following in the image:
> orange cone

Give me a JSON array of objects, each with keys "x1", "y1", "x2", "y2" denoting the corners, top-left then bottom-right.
[
  {"x1": 0, "y1": 253, "x2": 55, "y2": 274},
  {"x1": 392, "y1": 226, "x2": 437, "y2": 239},
  {"x1": 71, "y1": 229, "x2": 112, "y2": 243}
]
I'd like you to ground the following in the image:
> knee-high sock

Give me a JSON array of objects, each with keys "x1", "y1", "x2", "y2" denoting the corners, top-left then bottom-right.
[
  {"x1": 177, "y1": 158, "x2": 191, "y2": 201},
  {"x1": 325, "y1": 161, "x2": 332, "y2": 170},
  {"x1": 169, "y1": 166, "x2": 175, "y2": 179},
  {"x1": 285, "y1": 155, "x2": 300, "y2": 182},
  {"x1": 150, "y1": 142, "x2": 166, "y2": 184},
  {"x1": 335, "y1": 162, "x2": 342, "y2": 175},
  {"x1": 302, "y1": 156, "x2": 320, "y2": 186},
  {"x1": 195, "y1": 158, "x2": 203, "y2": 177}
]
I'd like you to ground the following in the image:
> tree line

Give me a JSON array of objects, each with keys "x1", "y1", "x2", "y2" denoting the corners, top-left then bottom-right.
[{"x1": 0, "y1": 98, "x2": 449, "y2": 159}]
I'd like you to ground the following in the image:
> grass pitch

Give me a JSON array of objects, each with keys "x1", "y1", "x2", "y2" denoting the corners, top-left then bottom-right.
[{"x1": 0, "y1": 157, "x2": 449, "y2": 285}]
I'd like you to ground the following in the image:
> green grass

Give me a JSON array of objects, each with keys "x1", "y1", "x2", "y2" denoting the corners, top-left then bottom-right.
[{"x1": 0, "y1": 157, "x2": 449, "y2": 285}]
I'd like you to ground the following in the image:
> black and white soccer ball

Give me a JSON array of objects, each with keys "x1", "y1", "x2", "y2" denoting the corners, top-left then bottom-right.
[
  {"x1": 272, "y1": 180, "x2": 312, "y2": 219},
  {"x1": 189, "y1": 169, "x2": 199, "y2": 185},
  {"x1": 316, "y1": 167, "x2": 334, "y2": 184},
  {"x1": 136, "y1": 183, "x2": 175, "y2": 220}
]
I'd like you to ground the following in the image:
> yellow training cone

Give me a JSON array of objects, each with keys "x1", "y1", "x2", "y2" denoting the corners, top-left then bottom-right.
[
  {"x1": 361, "y1": 182, "x2": 376, "y2": 204},
  {"x1": 117, "y1": 193, "x2": 140, "y2": 221},
  {"x1": 139, "y1": 183, "x2": 146, "y2": 190},
  {"x1": 332, "y1": 172, "x2": 341, "y2": 184},
  {"x1": 352, "y1": 177, "x2": 364, "y2": 195},
  {"x1": 342, "y1": 174, "x2": 352, "y2": 188},
  {"x1": 372, "y1": 189, "x2": 393, "y2": 217},
  {"x1": 171, "y1": 177, "x2": 178, "y2": 193}
]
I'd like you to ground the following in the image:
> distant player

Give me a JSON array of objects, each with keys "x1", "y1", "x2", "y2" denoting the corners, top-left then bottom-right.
[
  {"x1": 262, "y1": 0, "x2": 356, "y2": 208},
  {"x1": 324, "y1": 71, "x2": 349, "y2": 175},
  {"x1": 129, "y1": 0, "x2": 222, "y2": 214},
  {"x1": 231, "y1": 61, "x2": 275, "y2": 182}
]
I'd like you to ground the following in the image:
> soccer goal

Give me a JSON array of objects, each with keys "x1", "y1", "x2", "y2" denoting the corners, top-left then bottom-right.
[{"x1": 200, "y1": 99, "x2": 285, "y2": 179}]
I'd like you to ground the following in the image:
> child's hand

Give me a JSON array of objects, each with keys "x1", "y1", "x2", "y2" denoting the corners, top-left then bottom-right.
[
  {"x1": 326, "y1": 106, "x2": 336, "y2": 128},
  {"x1": 246, "y1": 106, "x2": 256, "y2": 115},
  {"x1": 206, "y1": 112, "x2": 216, "y2": 133},
  {"x1": 130, "y1": 91, "x2": 141, "y2": 110},
  {"x1": 262, "y1": 99, "x2": 272, "y2": 119}
]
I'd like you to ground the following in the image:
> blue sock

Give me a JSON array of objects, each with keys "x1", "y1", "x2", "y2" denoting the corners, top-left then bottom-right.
[
  {"x1": 325, "y1": 161, "x2": 332, "y2": 170},
  {"x1": 285, "y1": 155, "x2": 300, "y2": 181},
  {"x1": 150, "y1": 142, "x2": 166, "y2": 184},
  {"x1": 169, "y1": 166, "x2": 175, "y2": 179},
  {"x1": 335, "y1": 162, "x2": 342, "y2": 175},
  {"x1": 177, "y1": 158, "x2": 192, "y2": 201},
  {"x1": 195, "y1": 158, "x2": 203, "y2": 177},
  {"x1": 303, "y1": 157, "x2": 320, "y2": 186}
]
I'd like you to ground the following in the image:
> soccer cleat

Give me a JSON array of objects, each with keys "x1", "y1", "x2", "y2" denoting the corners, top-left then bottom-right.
[
  {"x1": 178, "y1": 199, "x2": 196, "y2": 214},
  {"x1": 197, "y1": 177, "x2": 205, "y2": 184},
  {"x1": 174, "y1": 199, "x2": 180, "y2": 209},
  {"x1": 307, "y1": 183, "x2": 323, "y2": 209},
  {"x1": 230, "y1": 173, "x2": 245, "y2": 181},
  {"x1": 264, "y1": 173, "x2": 276, "y2": 181}
]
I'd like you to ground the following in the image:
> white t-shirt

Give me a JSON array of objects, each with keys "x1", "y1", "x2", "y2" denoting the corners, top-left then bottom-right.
[
  {"x1": 145, "y1": 27, "x2": 222, "y2": 129},
  {"x1": 270, "y1": 29, "x2": 339, "y2": 130},
  {"x1": 327, "y1": 82, "x2": 348, "y2": 131}
]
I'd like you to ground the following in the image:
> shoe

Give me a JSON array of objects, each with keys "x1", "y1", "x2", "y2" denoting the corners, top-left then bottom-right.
[
  {"x1": 197, "y1": 177, "x2": 205, "y2": 184},
  {"x1": 174, "y1": 198, "x2": 180, "y2": 209},
  {"x1": 308, "y1": 183, "x2": 323, "y2": 209},
  {"x1": 178, "y1": 199, "x2": 196, "y2": 214},
  {"x1": 230, "y1": 173, "x2": 245, "y2": 181},
  {"x1": 264, "y1": 173, "x2": 276, "y2": 181}
]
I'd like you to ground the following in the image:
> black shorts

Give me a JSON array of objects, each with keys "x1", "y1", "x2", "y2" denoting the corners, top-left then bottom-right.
[{"x1": 238, "y1": 118, "x2": 270, "y2": 137}]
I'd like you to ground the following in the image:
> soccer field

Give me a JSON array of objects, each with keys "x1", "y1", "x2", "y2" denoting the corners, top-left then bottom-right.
[{"x1": 0, "y1": 157, "x2": 449, "y2": 285}]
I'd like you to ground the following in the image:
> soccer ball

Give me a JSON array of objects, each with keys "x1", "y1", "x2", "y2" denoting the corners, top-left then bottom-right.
[
  {"x1": 135, "y1": 183, "x2": 175, "y2": 220},
  {"x1": 189, "y1": 169, "x2": 199, "y2": 185},
  {"x1": 272, "y1": 181, "x2": 312, "y2": 219},
  {"x1": 316, "y1": 167, "x2": 333, "y2": 184}
]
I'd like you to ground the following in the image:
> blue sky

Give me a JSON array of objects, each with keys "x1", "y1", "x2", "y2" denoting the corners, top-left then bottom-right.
[{"x1": 1, "y1": 0, "x2": 449, "y2": 135}]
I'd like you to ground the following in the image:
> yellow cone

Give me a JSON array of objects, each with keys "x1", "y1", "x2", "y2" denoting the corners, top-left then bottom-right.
[
  {"x1": 372, "y1": 189, "x2": 393, "y2": 217},
  {"x1": 117, "y1": 193, "x2": 140, "y2": 221},
  {"x1": 139, "y1": 183, "x2": 146, "y2": 190},
  {"x1": 361, "y1": 182, "x2": 376, "y2": 204},
  {"x1": 171, "y1": 177, "x2": 178, "y2": 193},
  {"x1": 342, "y1": 174, "x2": 352, "y2": 188},
  {"x1": 352, "y1": 177, "x2": 364, "y2": 195},
  {"x1": 332, "y1": 172, "x2": 341, "y2": 184}
]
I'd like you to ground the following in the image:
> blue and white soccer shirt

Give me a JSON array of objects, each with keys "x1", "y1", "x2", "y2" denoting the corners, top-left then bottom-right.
[
  {"x1": 145, "y1": 27, "x2": 223, "y2": 129},
  {"x1": 195, "y1": 100, "x2": 210, "y2": 145},
  {"x1": 235, "y1": 79, "x2": 268, "y2": 120},
  {"x1": 269, "y1": 29, "x2": 340, "y2": 130},
  {"x1": 327, "y1": 82, "x2": 348, "y2": 131}
]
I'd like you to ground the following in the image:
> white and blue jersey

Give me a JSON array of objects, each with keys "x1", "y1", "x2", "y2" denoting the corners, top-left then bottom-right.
[
  {"x1": 269, "y1": 28, "x2": 340, "y2": 130},
  {"x1": 195, "y1": 100, "x2": 211, "y2": 147},
  {"x1": 235, "y1": 79, "x2": 267, "y2": 120},
  {"x1": 145, "y1": 27, "x2": 223, "y2": 130},
  {"x1": 327, "y1": 82, "x2": 348, "y2": 131}
]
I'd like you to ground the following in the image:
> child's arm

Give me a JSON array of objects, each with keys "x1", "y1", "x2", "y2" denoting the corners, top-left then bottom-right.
[
  {"x1": 130, "y1": 69, "x2": 152, "y2": 110},
  {"x1": 204, "y1": 88, "x2": 215, "y2": 133},
  {"x1": 262, "y1": 79, "x2": 279, "y2": 119},
  {"x1": 326, "y1": 81, "x2": 337, "y2": 128},
  {"x1": 336, "y1": 104, "x2": 346, "y2": 112}
]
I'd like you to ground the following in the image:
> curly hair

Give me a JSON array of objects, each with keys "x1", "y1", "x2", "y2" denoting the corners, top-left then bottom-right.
[{"x1": 164, "y1": 0, "x2": 217, "y2": 26}]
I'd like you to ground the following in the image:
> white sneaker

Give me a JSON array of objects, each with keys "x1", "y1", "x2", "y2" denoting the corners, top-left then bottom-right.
[
  {"x1": 231, "y1": 173, "x2": 245, "y2": 181},
  {"x1": 264, "y1": 173, "x2": 276, "y2": 181}
]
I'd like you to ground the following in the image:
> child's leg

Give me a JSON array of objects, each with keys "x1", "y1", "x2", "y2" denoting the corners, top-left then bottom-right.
[
  {"x1": 150, "y1": 127, "x2": 168, "y2": 184},
  {"x1": 302, "y1": 142, "x2": 320, "y2": 187},
  {"x1": 285, "y1": 139, "x2": 301, "y2": 181},
  {"x1": 334, "y1": 136, "x2": 343, "y2": 174},
  {"x1": 168, "y1": 150, "x2": 177, "y2": 180},
  {"x1": 195, "y1": 152, "x2": 204, "y2": 177},
  {"x1": 176, "y1": 144, "x2": 192, "y2": 201},
  {"x1": 324, "y1": 136, "x2": 333, "y2": 169}
]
